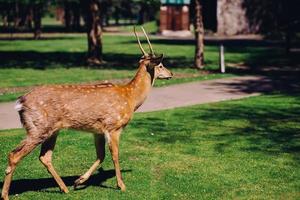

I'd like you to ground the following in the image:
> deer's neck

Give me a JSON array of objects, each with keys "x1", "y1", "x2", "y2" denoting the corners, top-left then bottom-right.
[{"x1": 128, "y1": 64, "x2": 154, "y2": 111}]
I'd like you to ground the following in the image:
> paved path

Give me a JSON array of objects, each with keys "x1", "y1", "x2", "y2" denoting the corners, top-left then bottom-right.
[{"x1": 0, "y1": 76, "x2": 274, "y2": 130}]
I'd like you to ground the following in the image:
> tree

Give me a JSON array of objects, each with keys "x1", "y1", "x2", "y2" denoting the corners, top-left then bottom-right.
[
  {"x1": 33, "y1": 1, "x2": 42, "y2": 39},
  {"x1": 217, "y1": 0, "x2": 250, "y2": 35},
  {"x1": 62, "y1": 0, "x2": 81, "y2": 31},
  {"x1": 81, "y1": 0, "x2": 103, "y2": 64},
  {"x1": 71, "y1": 1, "x2": 80, "y2": 30},
  {"x1": 194, "y1": 0, "x2": 204, "y2": 69},
  {"x1": 64, "y1": 0, "x2": 71, "y2": 30},
  {"x1": 216, "y1": 0, "x2": 300, "y2": 37}
]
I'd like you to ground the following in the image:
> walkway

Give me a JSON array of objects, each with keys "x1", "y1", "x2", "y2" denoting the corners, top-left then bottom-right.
[{"x1": 0, "y1": 76, "x2": 274, "y2": 130}]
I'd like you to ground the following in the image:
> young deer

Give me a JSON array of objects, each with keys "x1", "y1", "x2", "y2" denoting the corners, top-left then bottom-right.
[{"x1": 1, "y1": 27, "x2": 173, "y2": 200}]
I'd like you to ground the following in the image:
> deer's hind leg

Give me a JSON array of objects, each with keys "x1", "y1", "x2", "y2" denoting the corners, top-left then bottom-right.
[
  {"x1": 1, "y1": 135, "x2": 43, "y2": 200},
  {"x1": 39, "y1": 132, "x2": 69, "y2": 193},
  {"x1": 74, "y1": 134, "x2": 106, "y2": 188}
]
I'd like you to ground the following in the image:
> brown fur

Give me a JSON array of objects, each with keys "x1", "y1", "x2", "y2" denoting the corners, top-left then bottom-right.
[{"x1": 1, "y1": 56, "x2": 172, "y2": 200}]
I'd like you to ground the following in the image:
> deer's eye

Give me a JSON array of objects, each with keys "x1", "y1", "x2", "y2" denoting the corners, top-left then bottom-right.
[{"x1": 159, "y1": 65, "x2": 163, "y2": 68}]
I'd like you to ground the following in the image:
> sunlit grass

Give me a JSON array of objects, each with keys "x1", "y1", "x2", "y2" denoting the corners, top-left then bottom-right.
[
  {"x1": 0, "y1": 33, "x2": 285, "y2": 102},
  {"x1": 0, "y1": 94, "x2": 299, "y2": 199},
  {"x1": 0, "y1": 34, "x2": 239, "y2": 102}
]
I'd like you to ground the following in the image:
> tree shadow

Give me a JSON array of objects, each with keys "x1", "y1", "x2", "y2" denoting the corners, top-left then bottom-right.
[
  {"x1": 227, "y1": 47, "x2": 300, "y2": 93},
  {"x1": 0, "y1": 51, "x2": 195, "y2": 70},
  {"x1": 1, "y1": 36, "x2": 298, "y2": 70},
  {"x1": 132, "y1": 94, "x2": 300, "y2": 162},
  {"x1": 0, "y1": 36, "x2": 82, "y2": 41},
  {"x1": 120, "y1": 37, "x2": 300, "y2": 71},
  {"x1": 0, "y1": 25, "x2": 86, "y2": 34},
  {"x1": 197, "y1": 97, "x2": 300, "y2": 162},
  {"x1": 212, "y1": 74, "x2": 300, "y2": 94},
  {"x1": 0, "y1": 168, "x2": 132, "y2": 195},
  {"x1": 0, "y1": 51, "x2": 86, "y2": 69},
  {"x1": 0, "y1": 23, "x2": 138, "y2": 35},
  {"x1": 122, "y1": 37, "x2": 290, "y2": 48}
]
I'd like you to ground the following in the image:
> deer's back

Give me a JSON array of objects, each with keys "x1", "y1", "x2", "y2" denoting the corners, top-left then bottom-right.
[{"x1": 18, "y1": 84, "x2": 134, "y2": 133}]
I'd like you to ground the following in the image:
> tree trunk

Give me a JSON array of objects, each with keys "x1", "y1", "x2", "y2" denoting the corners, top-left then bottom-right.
[
  {"x1": 2, "y1": 12, "x2": 8, "y2": 27},
  {"x1": 217, "y1": 0, "x2": 252, "y2": 35},
  {"x1": 64, "y1": 1, "x2": 71, "y2": 30},
  {"x1": 285, "y1": 23, "x2": 291, "y2": 54},
  {"x1": 86, "y1": 1, "x2": 103, "y2": 64},
  {"x1": 101, "y1": 1, "x2": 109, "y2": 26},
  {"x1": 19, "y1": 3, "x2": 26, "y2": 27},
  {"x1": 194, "y1": 0, "x2": 204, "y2": 69},
  {"x1": 138, "y1": 3, "x2": 145, "y2": 25},
  {"x1": 33, "y1": 3, "x2": 42, "y2": 39},
  {"x1": 14, "y1": 1, "x2": 20, "y2": 29},
  {"x1": 114, "y1": 6, "x2": 120, "y2": 25},
  {"x1": 27, "y1": 7, "x2": 33, "y2": 29},
  {"x1": 72, "y1": 2, "x2": 80, "y2": 31}
]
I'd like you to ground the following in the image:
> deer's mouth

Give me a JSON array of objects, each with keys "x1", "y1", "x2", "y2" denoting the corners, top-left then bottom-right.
[{"x1": 158, "y1": 76, "x2": 172, "y2": 80}]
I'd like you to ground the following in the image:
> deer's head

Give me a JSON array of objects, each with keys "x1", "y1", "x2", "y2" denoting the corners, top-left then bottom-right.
[{"x1": 134, "y1": 27, "x2": 173, "y2": 80}]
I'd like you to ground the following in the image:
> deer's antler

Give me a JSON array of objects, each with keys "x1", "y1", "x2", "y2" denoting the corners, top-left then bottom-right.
[
  {"x1": 134, "y1": 26, "x2": 147, "y2": 56},
  {"x1": 141, "y1": 26, "x2": 154, "y2": 56}
]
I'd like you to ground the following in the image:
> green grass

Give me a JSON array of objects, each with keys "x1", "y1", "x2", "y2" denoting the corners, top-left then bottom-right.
[
  {"x1": 41, "y1": 16, "x2": 63, "y2": 26},
  {"x1": 0, "y1": 94, "x2": 299, "y2": 199},
  {"x1": 0, "y1": 32, "x2": 293, "y2": 102},
  {"x1": 0, "y1": 92, "x2": 23, "y2": 103},
  {"x1": 0, "y1": 68, "x2": 133, "y2": 88},
  {"x1": 0, "y1": 33, "x2": 239, "y2": 102}
]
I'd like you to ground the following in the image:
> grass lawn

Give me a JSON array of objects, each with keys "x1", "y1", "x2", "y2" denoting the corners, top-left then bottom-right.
[
  {"x1": 1, "y1": 32, "x2": 287, "y2": 102},
  {"x1": 0, "y1": 94, "x2": 299, "y2": 199}
]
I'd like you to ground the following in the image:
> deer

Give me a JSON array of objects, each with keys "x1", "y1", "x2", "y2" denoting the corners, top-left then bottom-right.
[{"x1": 1, "y1": 27, "x2": 173, "y2": 200}]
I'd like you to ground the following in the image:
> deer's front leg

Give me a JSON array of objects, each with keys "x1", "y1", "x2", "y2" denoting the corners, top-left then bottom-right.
[
  {"x1": 74, "y1": 134, "x2": 105, "y2": 188},
  {"x1": 108, "y1": 129, "x2": 126, "y2": 191}
]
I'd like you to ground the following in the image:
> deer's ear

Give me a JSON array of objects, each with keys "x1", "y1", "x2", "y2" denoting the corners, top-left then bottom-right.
[{"x1": 151, "y1": 54, "x2": 164, "y2": 65}]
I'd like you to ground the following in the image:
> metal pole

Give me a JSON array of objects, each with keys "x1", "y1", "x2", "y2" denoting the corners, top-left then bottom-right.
[{"x1": 219, "y1": 44, "x2": 225, "y2": 73}]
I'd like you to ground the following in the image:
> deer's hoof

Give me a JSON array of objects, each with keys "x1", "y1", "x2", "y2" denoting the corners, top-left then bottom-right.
[
  {"x1": 64, "y1": 188, "x2": 69, "y2": 193},
  {"x1": 74, "y1": 176, "x2": 88, "y2": 189},
  {"x1": 61, "y1": 187, "x2": 69, "y2": 194},
  {"x1": 118, "y1": 183, "x2": 126, "y2": 192}
]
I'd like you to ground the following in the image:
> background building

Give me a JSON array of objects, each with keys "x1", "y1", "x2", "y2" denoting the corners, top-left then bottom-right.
[{"x1": 159, "y1": 0, "x2": 191, "y2": 36}]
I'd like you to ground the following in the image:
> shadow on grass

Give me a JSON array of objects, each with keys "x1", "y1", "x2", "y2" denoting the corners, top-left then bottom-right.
[
  {"x1": 197, "y1": 98, "x2": 300, "y2": 161},
  {"x1": 129, "y1": 38, "x2": 300, "y2": 73},
  {"x1": 131, "y1": 94, "x2": 300, "y2": 161},
  {"x1": 213, "y1": 73, "x2": 300, "y2": 94},
  {"x1": 0, "y1": 51, "x2": 195, "y2": 69},
  {"x1": 0, "y1": 25, "x2": 86, "y2": 35},
  {"x1": 0, "y1": 51, "x2": 86, "y2": 69},
  {"x1": 0, "y1": 23, "x2": 137, "y2": 35},
  {"x1": 229, "y1": 48, "x2": 300, "y2": 93},
  {"x1": 0, "y1": 168, "x2": 132, "y2": 195},
  {"x1": 0, "y1": 36, "x2": 83, "y2": 41},
  {"x1": 1, "y1": 37, "x2": 298, "y2": 70},
  {"x1": 123, "y1": 38, "x2": 287, "y2": 48}
]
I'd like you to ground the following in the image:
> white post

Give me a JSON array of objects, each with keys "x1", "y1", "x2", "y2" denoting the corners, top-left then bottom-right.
[{"x1": 219, "y1": 44, "x2": 225, "y2": 73}]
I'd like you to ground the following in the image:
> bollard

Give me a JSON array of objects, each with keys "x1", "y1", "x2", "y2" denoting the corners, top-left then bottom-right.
[{"x1": 219, "y1": 44, "x2": 225, "y2": 73}]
